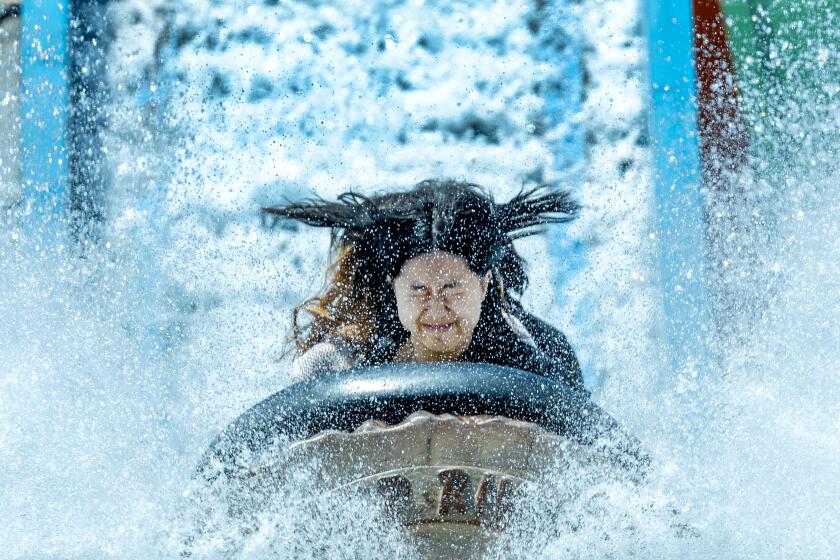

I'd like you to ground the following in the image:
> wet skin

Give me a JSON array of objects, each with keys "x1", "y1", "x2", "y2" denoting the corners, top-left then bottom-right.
[{"x1": 391, "y1": 251, "x2": 490, "y2": 363}]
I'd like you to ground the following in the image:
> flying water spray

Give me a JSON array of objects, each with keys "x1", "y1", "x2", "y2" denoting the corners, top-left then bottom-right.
[{"x1": 1, "y1": 0, "x2": 838, "y2": 558}]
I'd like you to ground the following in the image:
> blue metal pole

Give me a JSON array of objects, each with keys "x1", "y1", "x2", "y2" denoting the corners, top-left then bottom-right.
[
  {"x1": 646, "y1": 0, "x2": 715, "y2": 375},
  {"x1": 538, "y1": 0, "x2": 586, "y2": 325},
  {"x1": 20, "y1": 0, "x2": 69, "y2": 232}
]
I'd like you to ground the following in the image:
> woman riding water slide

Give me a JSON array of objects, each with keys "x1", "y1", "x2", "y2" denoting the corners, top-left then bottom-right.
[
  {"x1": 190, "y1": 181, "x2": 649, "y2": 557},
  {"x1": 264, "y1": 179, "x2": 585, "y2": 392}
]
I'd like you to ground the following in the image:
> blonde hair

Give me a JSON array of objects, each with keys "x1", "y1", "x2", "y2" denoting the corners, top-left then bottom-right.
[{"x1": 292, "y1": 244, "x2": 374, "y2": 353}]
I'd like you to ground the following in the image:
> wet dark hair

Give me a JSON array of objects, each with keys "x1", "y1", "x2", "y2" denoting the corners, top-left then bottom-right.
[{"x1": 264, "y1": 179, "x2": 585, "y2": 389}]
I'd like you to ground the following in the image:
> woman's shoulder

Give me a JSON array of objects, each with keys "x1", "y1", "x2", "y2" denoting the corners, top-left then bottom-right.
[
  {"x1": 290, "y1": 337, "x2": 360, "y2": 382},
  {"x1": 507, "y1": 308, "x2": 585, "y2": 391}
]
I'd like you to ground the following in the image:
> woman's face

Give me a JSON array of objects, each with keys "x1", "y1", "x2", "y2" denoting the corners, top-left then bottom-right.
[{"x1": 392, "y1": 251, "x2": 490, "y2": 362}]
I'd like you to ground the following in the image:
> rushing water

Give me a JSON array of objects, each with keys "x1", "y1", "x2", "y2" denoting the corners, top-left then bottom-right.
[{"x1": 2, "y1": 0, "x2": 839, "y2": 557}]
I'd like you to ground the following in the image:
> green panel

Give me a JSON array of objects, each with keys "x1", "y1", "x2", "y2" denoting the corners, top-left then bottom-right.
[
  {"x1": 720, "y1": 0, "x2": 761, "y2": 87},
  {"x1": 720, "y1": 0, "x2": 839, "y2": 167}
]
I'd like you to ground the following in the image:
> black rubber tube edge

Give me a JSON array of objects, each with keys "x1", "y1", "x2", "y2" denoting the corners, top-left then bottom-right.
[{"x1": 198, "y1": 363, "x2": 648, "y2": 477}]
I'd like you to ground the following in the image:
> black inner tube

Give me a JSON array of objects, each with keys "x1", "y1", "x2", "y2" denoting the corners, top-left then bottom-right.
[{"x1": 199, "y1": 363, "x2": 647, "y2": 475}]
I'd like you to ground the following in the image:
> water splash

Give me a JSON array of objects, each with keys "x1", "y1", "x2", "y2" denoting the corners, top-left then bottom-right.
[{"x1": 2, "y1": 0, "x2": 839, "y2": 557}]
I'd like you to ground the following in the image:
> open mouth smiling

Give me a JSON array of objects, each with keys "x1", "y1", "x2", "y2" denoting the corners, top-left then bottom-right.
[{"x1": 422, "y1": 323, "x2": 455, "y2": 333}]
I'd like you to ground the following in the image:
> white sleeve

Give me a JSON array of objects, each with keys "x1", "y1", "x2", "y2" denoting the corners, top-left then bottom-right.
[{"x1": 290, "y1": 338, "x2": 357, "y2": 382}]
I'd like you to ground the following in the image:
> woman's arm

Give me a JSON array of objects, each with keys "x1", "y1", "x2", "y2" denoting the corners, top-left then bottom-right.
[{"x1": 290, "y1": 338, "x2": 358, "y2": 382}]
